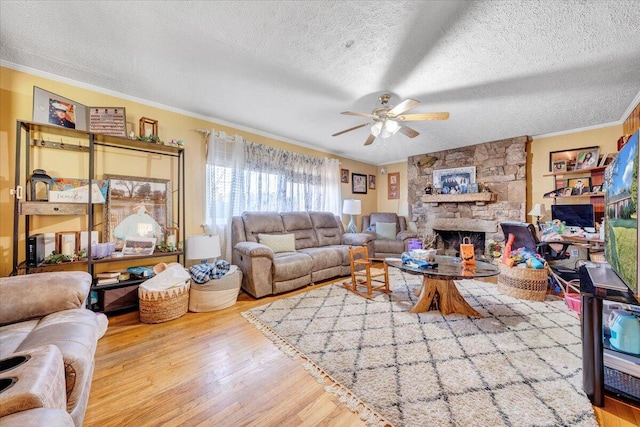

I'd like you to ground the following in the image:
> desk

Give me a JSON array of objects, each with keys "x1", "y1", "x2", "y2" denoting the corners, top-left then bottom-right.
[
  {"x1": 386, "y1": 257, "x2": 499, "y2": 316},
  {"x1": 560, "y1": 235, "x2": 604, "y2": 261}
]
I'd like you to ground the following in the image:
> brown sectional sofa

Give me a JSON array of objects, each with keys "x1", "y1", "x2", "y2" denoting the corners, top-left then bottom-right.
[
  {"x1": 232, "y1": 211, "x2": 373, "y2": 298},
  {"x1": 0, "y1": 272, "x2": 107, "y2": 426}
]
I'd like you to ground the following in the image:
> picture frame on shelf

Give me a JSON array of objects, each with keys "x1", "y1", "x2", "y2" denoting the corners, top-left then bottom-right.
[
  {"x1": 139, "y1": 117, "x2": 158, "y2": 137},
  {"x1": 388, "y1": 172, "x2": 400, "y2": 199},
  {"x1": 89, "y1": 107, "x2": 127, "y2": 137},
  {"x1": 122, "y1": 236, "x2": 156, "y2": 256},
  {"x1": 432, "y1": 166, "x2": 476, "y2": 194},
  {"x1": 164, "y1": 227, "x2": 180, "y2": 250},
  {"x1": 32, "y1": 86, "x2": 87, "y2": 131},
  {"x1": 555, "y1": 179, "x2": 567, "y2": 189},
  {"x1": 103, "y1": 174, "x2": 171, "y2": 251},
  {"x1": 563, "y1": 187, "x2": 574, "y2": 197},
  {"x1": 368, "y1": 174, "x2": 376, "y2": 190},
  {"x1": 568, "y1": 177, "x2": 591, "y2": 195},
  {"x1": 352, "y1": 173, "x2": 367, "y2": 194},
  {"x1": 552, "y1": 160, "x2": 567, "y2": 173},
  {"x1": 591, "y1": 185, "x2": 602, "y2": 194},
  {"x1": 341, "y1": 169, "x2": 349, "y2": 183},
  {"x1": 575, "y1": 148, "x2": 600, "y2": 170},
  {"x1": 55, "y1": 231, "x2": 80, "y2": 257}
]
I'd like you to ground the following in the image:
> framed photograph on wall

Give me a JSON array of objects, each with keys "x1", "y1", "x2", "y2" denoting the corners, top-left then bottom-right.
[
  {"x1": 432, "y1": 166, "x2": 476, "y2": 194},
  {"x1": 549, "y1": 146, "x2": 598, "y2": 172},
  {"x1": 341, "y1": 169, "x2": 349, "y2": 183},
  {"x1": 103, "y1": 174, "x2": 171, "y2": 251},
  {"x1": 388, "y1": 172, "x2": 400, "y2": 199},
  {"x1": 352, "y1": 173, "x2": 367, "y2": 194},
  {"x1": 368, "y1": 174, "x2": 376, "y2": 190},
  {"x1": 32, "y1": 86, "x2": 87, "y2": 131}
]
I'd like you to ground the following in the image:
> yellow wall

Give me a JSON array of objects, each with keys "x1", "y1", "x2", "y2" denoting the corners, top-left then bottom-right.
[
  {"x1": 0, "y1": 67, "x2": 376, "y2": 275},
  {"x1": 528, "y1": 125, "x2": 622, "y2": 222},
  {"x1": 376, "y1": 161, "x2": 409, "y2": 219}
]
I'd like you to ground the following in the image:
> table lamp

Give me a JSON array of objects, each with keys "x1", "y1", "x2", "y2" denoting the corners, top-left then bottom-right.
[
  {"x1": 187, "y1": 234, "x2": 221, "y2": 266},
  {"x1": 343, "y1": 199, "x2": 361, "y2": 233},
  {"x1": 528, "y1": 203, "x2": 547, "y2": 230}
]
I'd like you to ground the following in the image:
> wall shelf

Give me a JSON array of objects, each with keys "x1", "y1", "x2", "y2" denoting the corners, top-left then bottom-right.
[
  {"x1": 543, "y1": 166, "x2": 606, "y2": 177},
  {"x1": 421, "y1": 193, "x2": 497, "y2": 206}
]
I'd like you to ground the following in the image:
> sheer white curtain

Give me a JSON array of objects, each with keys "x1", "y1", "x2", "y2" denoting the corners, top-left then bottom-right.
[{"x1": 205, "y1": 130, "x2": 341, "y2": 259}]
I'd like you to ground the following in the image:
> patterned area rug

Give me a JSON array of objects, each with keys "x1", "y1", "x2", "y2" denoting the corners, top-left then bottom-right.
[{"x1": 242, "y1": 270, "x2": 597, "y2": 427}]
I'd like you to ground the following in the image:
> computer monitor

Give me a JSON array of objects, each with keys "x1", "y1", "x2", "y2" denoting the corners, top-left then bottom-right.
[{"x1": 551, "y1": 204, "x2": 595, "y2": 229}]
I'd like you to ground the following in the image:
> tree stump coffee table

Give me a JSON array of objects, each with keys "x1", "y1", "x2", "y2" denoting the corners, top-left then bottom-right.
[{"x1": 386, "y1": 256, "x2": 500, "y2": 317}]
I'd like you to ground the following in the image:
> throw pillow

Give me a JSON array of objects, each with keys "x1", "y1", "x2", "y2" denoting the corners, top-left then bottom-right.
[
  {"x1": 376, "y1": 222, "x2": 397, "y2": 240},
  {"x1": 258, "y1": 233, "x2": 296, "y2": 253}
]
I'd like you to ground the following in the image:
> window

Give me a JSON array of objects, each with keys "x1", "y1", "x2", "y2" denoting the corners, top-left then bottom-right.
[{"x1": 205, "y1": 131, "x2": 341, "y2": 257}]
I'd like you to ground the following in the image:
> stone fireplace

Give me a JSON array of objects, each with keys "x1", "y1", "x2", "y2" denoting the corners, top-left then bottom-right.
[{"x1": 408, "y1": 136, "x2": 529, "y2": 254}]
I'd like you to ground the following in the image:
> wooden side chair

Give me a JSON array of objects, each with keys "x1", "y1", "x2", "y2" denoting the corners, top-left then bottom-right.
[{"x1": 343, "y1": 246, "x2": 391, "y2": 299}]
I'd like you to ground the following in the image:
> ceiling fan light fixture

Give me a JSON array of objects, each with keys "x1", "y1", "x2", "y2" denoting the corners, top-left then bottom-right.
[
  {"x1": 385, "y1": 119, "x2": 400, "y2": 134},
  {"x1": 370, "y1": 122, "x2": 383, "y2": 137}
]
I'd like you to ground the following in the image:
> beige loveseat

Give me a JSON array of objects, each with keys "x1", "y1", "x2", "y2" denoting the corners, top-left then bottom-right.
[
  {"x1": 232, "y1": 211, "x2": 373, "y2": 298},
  {"x1": 0, "y1": 272, "x2": 107, "y2": 426},
  {"x1": 362, "y1": 212, "x2": 417, "y2": 257}
]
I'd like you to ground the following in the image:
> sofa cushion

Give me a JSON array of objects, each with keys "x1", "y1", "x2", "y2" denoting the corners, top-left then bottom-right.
[
  {"x1": 298, "y1": 247, "x2": 343, "y2": 271},
  {"x1": 0, "y1": 320, "x2": 39, "y2": 359},
  {"x1": 281, "y1": 211, "x2": 319, "y2": 249},
  {"x1": 16, "y1": 309, "x2": 102, "y2": 415},
  {"x1": 309, "y1": 212, "x2": 342, "y2": 246},
  {"x1": 0, "y1": 272, "x2": 90, "y2": 326},
  {"x1": 241, "y1": 211, "x2": 284, "y2": 243},
  {"x1": 259, "y1": 233, "x2": 296, "y2": 253},
  {"x1": 272, "y1": 252, "x2": 314, "y2": 281},
  {"x1": 376, "y1": 222, "x2": 397, "y2": 240},
  {"x1": 369, "y1": 212, "x2": 400, "y2": 230}
]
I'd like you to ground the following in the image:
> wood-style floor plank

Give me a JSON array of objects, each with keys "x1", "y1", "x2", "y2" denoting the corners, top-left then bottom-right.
[{"x1": 85, "y1": 278, "x2": 639, "y2": 426}]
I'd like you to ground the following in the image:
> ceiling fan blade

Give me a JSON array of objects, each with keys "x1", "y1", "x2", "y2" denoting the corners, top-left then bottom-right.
[
  {"x1": 341, "y1": 111, "x2": 377, "y2": 119},
  {"x1": 388, "y1": 98, "x2": 420, "y2": 116},
  {"x1": 399, "y1": 125, "x2": 420, "y2": 138},
  {"x1": 364, "y1": 133, "x2": 376, "y2": 146},
  {"x1": 396, "y1": 112, "x2": 450, "y2": 121},
  {"x1": 332, "y1": 122, "x2": 371, "y2": 137}
]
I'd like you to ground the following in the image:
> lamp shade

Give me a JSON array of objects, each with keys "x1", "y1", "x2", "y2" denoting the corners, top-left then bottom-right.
[
  {"x1": 528, "y1": 203, "x2": 547, "y2": 219},
  {"x1": 343, "y1": 199, "x2": 361, "y2": 215},
  {"x1": 187, "y1": 234, "x2": 221, "y2": 261}
]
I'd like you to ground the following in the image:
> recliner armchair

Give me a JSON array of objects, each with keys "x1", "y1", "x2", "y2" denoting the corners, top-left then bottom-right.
[{"x1": 362, "y1": 212, "x2": 417, "y2": 257}]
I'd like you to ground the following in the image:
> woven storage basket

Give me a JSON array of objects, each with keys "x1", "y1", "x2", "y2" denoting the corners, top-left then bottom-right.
[
  {"x1": 189, "y1": 269, "x2": 242, "y2": 312},
  {"x1": 497, "y1": 263, "x2": 548, "y2": 301},
  {"x1": 139, "y1": 281, "x2": 190, "y2": 324}
]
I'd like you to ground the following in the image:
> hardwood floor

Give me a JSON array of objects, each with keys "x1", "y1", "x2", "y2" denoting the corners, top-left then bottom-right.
[{"x1": 85, "y1": 278, "x2": 640, "y2": 427}]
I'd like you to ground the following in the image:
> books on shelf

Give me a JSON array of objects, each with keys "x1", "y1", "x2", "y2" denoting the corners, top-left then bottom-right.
[
  {"x1": 96, "y1": 271, "x2": 120, "y2": 279},
  {"x1": 96, "y1": 277, "x2": 119, "y2": 285}
]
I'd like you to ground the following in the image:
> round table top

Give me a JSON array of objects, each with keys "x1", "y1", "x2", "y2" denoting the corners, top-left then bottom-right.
[{"x1": 386, "y1": 256, "x2": 500, "y2": 280}]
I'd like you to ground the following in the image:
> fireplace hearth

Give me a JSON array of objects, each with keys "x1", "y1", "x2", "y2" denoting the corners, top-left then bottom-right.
[{"x1": 435, "y1": 230, "x2": 486, "y2": 259}]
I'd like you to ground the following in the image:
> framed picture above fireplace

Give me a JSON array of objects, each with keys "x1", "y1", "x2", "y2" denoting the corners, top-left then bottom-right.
[{"x1": 433, "y1": 166, "x2": 476, "y2": 194}]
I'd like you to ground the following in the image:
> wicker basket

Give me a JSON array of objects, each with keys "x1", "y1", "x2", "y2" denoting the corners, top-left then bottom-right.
[
  {"x1": 497, "y1": 263, "x2": 548, "y2": 301},
  {"x1": 139, "y1": 281, "x2": 190, "y2": 324}
]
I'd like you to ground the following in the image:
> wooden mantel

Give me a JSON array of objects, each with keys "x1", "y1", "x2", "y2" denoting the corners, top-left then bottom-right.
[{"x1": 421, "y1": 193, "x2": 498, "y2": 206}]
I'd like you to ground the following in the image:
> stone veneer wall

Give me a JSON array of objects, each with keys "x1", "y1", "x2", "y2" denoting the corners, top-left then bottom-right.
[{"x1": 408, "y1": 136, "x2": 529, "y2": 245}]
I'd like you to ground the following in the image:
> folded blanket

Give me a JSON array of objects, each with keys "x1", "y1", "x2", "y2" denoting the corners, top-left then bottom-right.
[
  {"x1": 189, "y1": 260, "x2": 231, "y2": 284},
  {"x1": 401, "y1": 252, "x2": 438, "y2": 269}
]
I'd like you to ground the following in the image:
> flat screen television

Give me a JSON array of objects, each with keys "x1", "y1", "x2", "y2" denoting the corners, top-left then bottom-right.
[
  {"x1": 604, "y1": 129, "x2": 639, "y2": 295},
  {"x1": 551, "y1": 203, "x2": 595, "y2": 229}
]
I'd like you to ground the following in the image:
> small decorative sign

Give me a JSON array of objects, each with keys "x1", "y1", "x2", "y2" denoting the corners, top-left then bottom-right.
[
  {"x1": 49, "y1": 178, "x2": 108, "y2": 203},
  {"x1": 89, "y1": 107, "x2": 127, "y2": 137}
]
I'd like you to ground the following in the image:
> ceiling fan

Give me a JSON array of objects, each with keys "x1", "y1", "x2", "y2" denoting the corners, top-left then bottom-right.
[{"x1": 332, "y1": 93, "x2": 449, "y2": 146}]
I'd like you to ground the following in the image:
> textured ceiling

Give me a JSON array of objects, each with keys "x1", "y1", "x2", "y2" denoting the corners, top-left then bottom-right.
[{"x1": 1, "y1": 1, "x2": 639, "y2": 165}]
